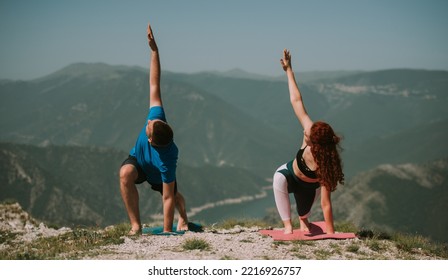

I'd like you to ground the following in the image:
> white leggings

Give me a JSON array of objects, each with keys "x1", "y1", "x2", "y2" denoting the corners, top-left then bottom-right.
[{"x1": 272, "y1": 163, "x2": 320, "y2": 221}]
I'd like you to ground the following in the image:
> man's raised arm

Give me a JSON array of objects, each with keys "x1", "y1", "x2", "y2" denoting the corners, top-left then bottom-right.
[{"x1": 147, "y1": 23, "x2": 162, "y2": 108}]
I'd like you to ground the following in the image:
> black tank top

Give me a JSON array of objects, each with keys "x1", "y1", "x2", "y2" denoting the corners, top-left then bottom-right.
[{"x1": 296, "y1": 146, "x2": 317, "y2": 179}]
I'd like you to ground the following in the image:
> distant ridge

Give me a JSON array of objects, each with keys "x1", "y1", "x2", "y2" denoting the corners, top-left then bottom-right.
[
  {"x1": 200, "y1": 68, "x2": 280, "y2": 81},
  {"x1": 3, "y1": 61, "x2": 442, "y2": 86},
  {"x1": 171, "y1": 68, "x2": 365, "y2": 82},
  {"x1": 324, "y1": 68, "x2": 448, "y2": 86},
  {"x1": 33, "y1": 62, "x2": 148, "y2": 82}
]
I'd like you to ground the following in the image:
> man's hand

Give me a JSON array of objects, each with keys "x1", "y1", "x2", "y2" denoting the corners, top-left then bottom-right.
[
  {"x1": 147, "y1": 23, "x2": 158, "y2": 51},
  {"x1": 280, "y1": 49, "x2": 292, "y2": 71}
]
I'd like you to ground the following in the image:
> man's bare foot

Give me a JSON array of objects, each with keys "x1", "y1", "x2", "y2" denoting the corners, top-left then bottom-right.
[
  {"x1": 177, "y1": 218, "x2": 189, "y2": 231},
  {"x1": 127, "y1": 228, "x2": 142, "y2": 236}
]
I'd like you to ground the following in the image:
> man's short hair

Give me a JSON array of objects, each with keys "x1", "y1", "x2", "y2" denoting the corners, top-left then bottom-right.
[{"x1": 152, "y1": 121, "x2": 173, "y2": 147}]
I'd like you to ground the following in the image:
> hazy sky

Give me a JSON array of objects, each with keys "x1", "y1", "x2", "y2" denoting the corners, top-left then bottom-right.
[{"x1": 1, "y1": 0, "x2": 447, "y2": 80}]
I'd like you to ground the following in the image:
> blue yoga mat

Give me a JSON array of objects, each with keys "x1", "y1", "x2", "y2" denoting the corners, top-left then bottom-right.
[{"x1": 142, "y1": 222, "x2": 203, "y2": 235}]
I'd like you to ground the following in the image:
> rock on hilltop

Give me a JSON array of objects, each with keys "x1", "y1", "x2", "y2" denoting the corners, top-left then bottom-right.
[{"x1": 0, "y1": 203, "x2": 71, "y2": 244}]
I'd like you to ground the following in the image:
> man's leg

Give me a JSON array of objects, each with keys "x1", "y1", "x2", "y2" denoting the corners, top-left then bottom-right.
[
  {"x1": 119, "y1": 164, "x2": 141, "y2": 234},
  {"x1": 175, "y1": 191, "x2": 189, "y2": 231}
]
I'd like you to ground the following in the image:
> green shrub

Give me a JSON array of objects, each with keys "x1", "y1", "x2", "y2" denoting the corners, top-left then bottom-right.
[
  {"x1": 182, "y1": 238, "x2": 211, "y2": 251},
  {"x1": 346, "y1": 244, "x2": 360, "y2": 253},
  {"x1": 393, "y1": 232, "x2": 448, "y2": 258}
]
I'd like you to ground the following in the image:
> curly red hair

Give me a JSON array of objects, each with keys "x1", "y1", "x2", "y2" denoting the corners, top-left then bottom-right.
[{"x1": 309, "y1": 121, "x2": 344, "y2": 192}]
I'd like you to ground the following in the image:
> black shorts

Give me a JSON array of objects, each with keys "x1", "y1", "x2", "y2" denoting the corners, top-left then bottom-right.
[{"x1": 121, "y1": 155, "x2": 177, "y2": 195}]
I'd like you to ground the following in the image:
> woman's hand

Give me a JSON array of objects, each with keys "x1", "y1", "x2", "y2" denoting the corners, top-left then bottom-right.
[{"x1": 280, "y1": 49, "x2": 292, "y2": 71}]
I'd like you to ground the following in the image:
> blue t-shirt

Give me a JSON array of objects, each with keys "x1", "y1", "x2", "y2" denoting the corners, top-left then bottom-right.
[{"x1": 129, "y1": 106, "x2": 178, "y2": 184}]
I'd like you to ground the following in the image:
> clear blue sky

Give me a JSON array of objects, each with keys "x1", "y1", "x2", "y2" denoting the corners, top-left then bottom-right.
[{"x1": 1, "y1": 0, "x2": 447, "y2": 80}]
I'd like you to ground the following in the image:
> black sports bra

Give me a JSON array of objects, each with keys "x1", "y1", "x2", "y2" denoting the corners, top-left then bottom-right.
[{"x1": 296, "y1": 146, "x2": 317, "y2": 179}]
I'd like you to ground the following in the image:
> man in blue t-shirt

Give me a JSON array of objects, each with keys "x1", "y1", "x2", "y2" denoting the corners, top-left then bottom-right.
[{"x1": 119, "y1": 23, "x2": 188, "y2": 235}]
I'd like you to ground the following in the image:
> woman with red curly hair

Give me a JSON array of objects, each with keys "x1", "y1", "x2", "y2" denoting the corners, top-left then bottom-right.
[{"x1": 272, "y1": 49, "x2": 344, "y2": 234}]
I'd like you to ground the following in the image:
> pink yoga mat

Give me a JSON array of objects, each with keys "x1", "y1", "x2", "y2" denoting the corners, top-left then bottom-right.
[{"x1": 259, "y1": 221, "x2": 356, "y2": 241}]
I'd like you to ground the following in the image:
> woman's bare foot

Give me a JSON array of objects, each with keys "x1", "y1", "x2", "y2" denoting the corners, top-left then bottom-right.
[
  {"x1": 284, "y1": 226, "x2": 293, "y2": 234},
  {"x1": 282, "y1": 219, "x2": 293, "y2": 234},
  {"x1": 299, "y1": 218, "x2": 311, "y2": 232}
]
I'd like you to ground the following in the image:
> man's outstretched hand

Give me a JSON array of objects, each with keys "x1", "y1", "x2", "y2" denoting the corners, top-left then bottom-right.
[{"x1": 147, "y1": 23, "x2": 158, "y2": 51}]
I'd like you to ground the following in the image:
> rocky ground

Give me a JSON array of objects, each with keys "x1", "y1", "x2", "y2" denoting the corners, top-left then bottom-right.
[
  {"x1": 0, "y1": 203, "x2": 444, "y2": 260},
  {"x1": 85, "y1": 229, "x2": 409, "y2": 260}
]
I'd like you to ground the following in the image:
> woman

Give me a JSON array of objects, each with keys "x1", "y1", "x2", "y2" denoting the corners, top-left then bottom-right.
[{"x1": 273, "y1": 49, "x2": 344, "y2": 234}]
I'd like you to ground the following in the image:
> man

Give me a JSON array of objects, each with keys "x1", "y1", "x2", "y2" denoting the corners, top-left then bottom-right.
[{"x1": 119, "y1": 23, "x2": 188, "y2": 235}]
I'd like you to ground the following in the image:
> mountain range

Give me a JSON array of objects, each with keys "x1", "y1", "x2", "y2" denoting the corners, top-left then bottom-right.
[
  {"x1": 0, "y1": 63, "x2": 295, "y2": 175},
  {"x1": 169, "y1": 68, "x2": 448, "y2": 177},
  {"x1": 1, "y1": 63, "x2": 447, "y2": 242}
]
